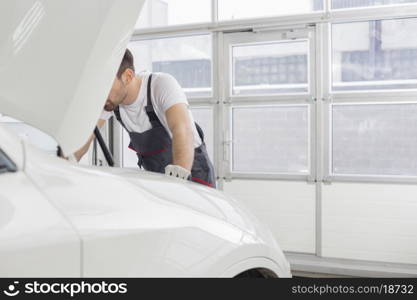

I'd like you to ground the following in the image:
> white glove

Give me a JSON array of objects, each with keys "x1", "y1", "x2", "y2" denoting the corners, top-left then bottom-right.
[{"x1": 165, "y1": 164, "x2": 191, "y2": 181}]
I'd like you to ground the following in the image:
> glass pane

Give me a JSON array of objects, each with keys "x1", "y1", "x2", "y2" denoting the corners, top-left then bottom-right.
[
  {"x1": 0, "y1": 115, "x2": 57, "y2": 155},
  {"x1": 129, "y1": 35, "x2": 212, "y2": 98},
  {"x1": 190, "y1": 107, "x2": 214, "y2": 161},
  {"x1": 232, "y1": 106, "x2": 309, "y2": 174},
  {"x1": 219, "y1": 0, "x2": 323, "y2": 21},
  {"x1": 232, "y1": 41, "x2": 309, "y2": 95},
  {"x1": 332, "y1": 0, "x2": 417, "y2": 9},
  {"x1": 332, "y1": 103, "x2": 417, "y2": 176},
  {"x1": 332, "y1": 18, "x2": 417, "y2": 91},
  {"x1": 135, "y1": 0, "x2": 211, "y2": 29}
]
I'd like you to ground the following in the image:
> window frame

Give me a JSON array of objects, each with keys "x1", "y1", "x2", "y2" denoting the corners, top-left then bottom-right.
[
  {"x1": 323, "y1": 16, "x2": 417, "y2": 184},
  {"x1": 217, "y1": 0, "x2": 325, "y2": 22},
  {"x1": 129, "y1": 32, "x2": 215, "y2": 101},
  {"x1": 226, "y1": 34, "x2": 312, "y2": 99},
  {"x1": 330, "y1": 17, "x2": 417, "y2": 94},
  {"x1": 227, "y1": 102, "x2": 313, "y2": 179},
  {"x1": 119, "y1": 0, "x2": 417, "y2": 185},
  {"x1": 329, "y1": 101, "x2": 417, "y2": 180},
  {"x1": 221, "y1": 27, "x2": 317, "y2": 181},
  {"x1": 135, "y1": 0, "x2": 214, "y2": 30},
  {"x1": 132, "y1": 0, "x2": 417, "y2": 36}
]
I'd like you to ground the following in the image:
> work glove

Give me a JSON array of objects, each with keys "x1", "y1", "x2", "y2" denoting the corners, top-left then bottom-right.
[{"x1": 165, "y1": 164, "x2": 191, "y2": 181}]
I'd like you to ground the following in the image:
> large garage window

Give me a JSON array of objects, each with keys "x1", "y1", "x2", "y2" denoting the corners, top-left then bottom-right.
[
  {"x1": 332, "y1": 18, "x2": 417, "y2": 91},
  {"x1": 329, "y1": 16, "x2": 417, "y2": 180},
  {"x1": 129, "y1": 34, "x2": 212, "y2": 98},
  {"x1": 332, "y1": 103, "x2": 417, "y2": 176},
  {"x1": 232, "y1": 105, "x2": 310, "y2": 174},
  {"x1": 128, "y1": 0, "x2": 417, "y2": 185},
  {"x1": 0, "y1": 115, "x2": 57, "y2": 155},
  {"x1": 223, "y1": 28, "x2": 315, "y2": 179}
]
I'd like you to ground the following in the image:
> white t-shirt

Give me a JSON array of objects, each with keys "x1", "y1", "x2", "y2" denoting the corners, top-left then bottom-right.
[{"x1": 101, "y1": 72, "x2": 202, "y2": 148}]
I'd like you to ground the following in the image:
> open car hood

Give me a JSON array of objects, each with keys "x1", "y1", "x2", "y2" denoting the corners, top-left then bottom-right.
[{"x1": 0, "y1": 0, "x2": 144, "y2": 155}]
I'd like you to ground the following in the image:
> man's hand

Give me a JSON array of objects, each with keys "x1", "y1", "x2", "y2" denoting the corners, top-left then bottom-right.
[
  {"x1": 165, "y1": 164, "x2": 191, "y2": 180},
  {"x1": 71, "y1": 119, "x2": 107, "y2": 162},
  {"x1": 67, "y1": 153, "x2": 78, "y2": 162}
]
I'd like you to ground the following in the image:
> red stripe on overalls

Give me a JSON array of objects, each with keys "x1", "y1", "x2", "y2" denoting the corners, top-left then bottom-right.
[
  {"x1": 140, "y1": 149, "x2": 167, "y2": 156},
  {"x1": 192, "y1": 177, "x2": 214, "y2": 188},
  {"x1": 129, "y1": 144, "x2": 211, "y2": 187},
  {"x1": 128, "y1": 145, "x2": 167, "y2": 157}
]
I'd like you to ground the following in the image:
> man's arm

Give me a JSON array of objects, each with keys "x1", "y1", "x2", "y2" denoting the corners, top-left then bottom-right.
[
  {"x1": 72, "y1": 119, "x2": 107, "y2": 161},
  {"x1": 165, "y1": 103, "x2": 194, "y2": 171}
]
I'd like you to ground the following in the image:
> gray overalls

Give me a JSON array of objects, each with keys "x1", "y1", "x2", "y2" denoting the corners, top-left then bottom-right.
[{"x1": 114, "y1": 74, "x2": 216, "y2": 188}]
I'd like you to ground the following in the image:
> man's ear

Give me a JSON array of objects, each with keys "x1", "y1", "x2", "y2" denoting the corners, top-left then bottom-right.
[{"x1": 122, "y1": 69, "x2": 135, "y2": 85}]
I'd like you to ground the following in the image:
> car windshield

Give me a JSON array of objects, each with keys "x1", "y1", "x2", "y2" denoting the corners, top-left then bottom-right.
[{"x1": 0, "y1": 114, "x2": 58, "y2": 155}]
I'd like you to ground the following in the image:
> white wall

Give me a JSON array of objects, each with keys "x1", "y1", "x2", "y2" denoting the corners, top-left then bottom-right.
[
  {"x1": 224, "y1": 180, "x2": 316, "y2": 254},
  {"x1": 224, "y1": 180, "x2": 417, "y2": 267},
  {"x1": 322, "y1": 182, "x2": 417, "y2": 265}
]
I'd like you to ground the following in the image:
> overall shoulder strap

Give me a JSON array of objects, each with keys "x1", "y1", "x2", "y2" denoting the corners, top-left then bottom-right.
[
  {"x1": 195, "y1": 122, "x2": 205, "y2": 143},
  {"x1": 114, "y1": 106, "x2": 129, "y2": 132},
  {"x1": 144, "y1": 74, "x2": 163, "y2": 128}
]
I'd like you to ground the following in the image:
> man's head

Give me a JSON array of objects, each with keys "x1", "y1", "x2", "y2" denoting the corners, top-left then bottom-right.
[{"x1": 104, "y1": 49, "x2": 136, "y2": 111}]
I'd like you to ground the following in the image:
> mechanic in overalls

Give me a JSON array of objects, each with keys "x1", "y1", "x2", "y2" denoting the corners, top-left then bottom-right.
[{"x1": 73, "y1": 49, "x2": 216, "y2": 188}]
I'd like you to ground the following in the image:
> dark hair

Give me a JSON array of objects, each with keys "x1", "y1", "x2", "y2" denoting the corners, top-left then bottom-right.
[{"x1": 117, "y1": 49, "x2": 135, "y2": 78}]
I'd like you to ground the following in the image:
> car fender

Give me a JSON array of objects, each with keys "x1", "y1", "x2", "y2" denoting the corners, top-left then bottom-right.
[{"x1": 220, "y1": 256, "x2": 291, "y2": 278}]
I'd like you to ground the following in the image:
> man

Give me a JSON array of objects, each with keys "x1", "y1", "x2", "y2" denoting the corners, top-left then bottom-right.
[{"x1": 73, "y1": 49, "x2": 216, "y2": 188}]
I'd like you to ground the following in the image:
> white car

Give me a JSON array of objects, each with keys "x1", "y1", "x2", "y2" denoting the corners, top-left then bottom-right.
[{"x1": 0, "y1": 0, "x2": 291, "y2": 278}]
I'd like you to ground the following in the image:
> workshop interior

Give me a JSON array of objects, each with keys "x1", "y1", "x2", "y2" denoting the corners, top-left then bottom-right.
[{"x1": 1, "y1": 0, "x2": 417, "y2": 279}]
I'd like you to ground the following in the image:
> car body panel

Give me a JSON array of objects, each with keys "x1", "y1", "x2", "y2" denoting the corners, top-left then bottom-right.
[
  {"x1": 0, "y1": 0, "x2": 144, "y2": 155},
  {"x1": 20, "y1": 141, "x2": 290, "y2": 277},
  {"x1": 220, "y1": 257, "x2": 284, "y2": 278},
  {"x1": 0, "y1": 171, "x2": 80, "y2": 277},
  {"x1": 0, "y1": 124, "x2": 24, "y2": 170},
  {"x1": 0, "y1": 129, "x2": 80, "y2": 277}
]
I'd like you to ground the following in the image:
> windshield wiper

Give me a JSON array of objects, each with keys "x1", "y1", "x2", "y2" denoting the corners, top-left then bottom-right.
[{"x1": 94, "y1": 126, "x2": 114, "y2": 167}]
